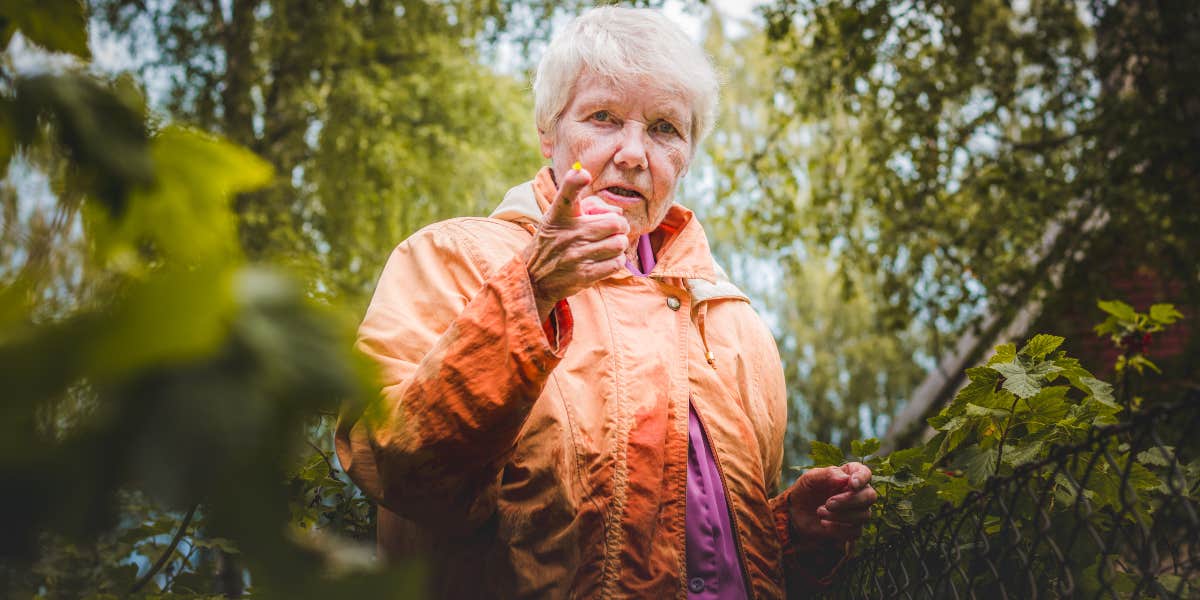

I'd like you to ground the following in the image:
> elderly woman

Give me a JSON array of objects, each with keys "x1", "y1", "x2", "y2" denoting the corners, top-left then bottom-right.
[{"x1": 336, "y1": 6, "x2": 876, "y2": 599}]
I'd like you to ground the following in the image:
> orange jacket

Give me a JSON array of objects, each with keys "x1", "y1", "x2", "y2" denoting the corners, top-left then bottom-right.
[{"x1": 336, "y1": 169, "x2": 834, "y2": 598}]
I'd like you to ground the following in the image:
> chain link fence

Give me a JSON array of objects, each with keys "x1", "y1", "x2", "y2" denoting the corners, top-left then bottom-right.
[{"x1": 821, "y1": 393, "x2": 1200, "y2": 599}]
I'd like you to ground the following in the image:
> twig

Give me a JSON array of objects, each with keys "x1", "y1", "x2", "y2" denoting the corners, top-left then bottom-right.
[
  {"x1": 994, "y1": 395, "x2": 1022, "y2": 475},
  {"x1": 307, "y1": 440, "x2": 337, "y2": 474},
  {"x1": 162, "y1": 541, "x2": 198, "y2": 592},
  {"x1": 130, "y1": 503, "x2": 198, "y2": 594}
]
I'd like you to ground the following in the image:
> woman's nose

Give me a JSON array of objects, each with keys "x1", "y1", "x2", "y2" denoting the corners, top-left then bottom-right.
[{"x1": 612, "y1": 122, "x2": 649, "y2": 170}]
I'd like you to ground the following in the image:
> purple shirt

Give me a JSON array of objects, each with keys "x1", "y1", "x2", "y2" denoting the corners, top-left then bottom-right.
[{"x1": 627, "y1": 236, "x2": 748, "y2": 599}]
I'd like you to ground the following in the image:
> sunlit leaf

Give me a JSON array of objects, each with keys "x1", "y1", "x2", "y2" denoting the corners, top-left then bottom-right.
[
  {"x1": 988, "y1": 343, "x2": 1017, "y2": 365},
  {"x1": 1097, "y1": 299, "x2": 1136, "y2": 321},
  {"x1": 86, "y1": 127, "x2": 272, "y2": 266},
  {"x1": 1148, "y1": 303, "x2": 1183, "y2": 325},
  {"x1": 993, "y1": 360, "x2": 1042, "y2": 399},
  {"x1": 85, "y1": 262, "x2": 235, "y2": 378},
  {"x1": 1019, "y1": 334, "x2": 1064, "y2": 361}
]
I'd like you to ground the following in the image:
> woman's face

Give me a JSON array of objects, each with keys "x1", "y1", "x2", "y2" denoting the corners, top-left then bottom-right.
[{"x1": 540, "y1": 70, "x2": 693, "y2": 238}]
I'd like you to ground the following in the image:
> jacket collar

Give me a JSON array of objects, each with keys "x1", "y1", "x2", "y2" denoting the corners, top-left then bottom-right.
[{"x1": 491, "y1": 168, "x2": 749, "y2": 303}]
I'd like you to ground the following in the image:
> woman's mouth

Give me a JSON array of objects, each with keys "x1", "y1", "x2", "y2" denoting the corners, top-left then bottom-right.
[{"x1": 601, "y1": 186, "x2": 644, "y2": 202}]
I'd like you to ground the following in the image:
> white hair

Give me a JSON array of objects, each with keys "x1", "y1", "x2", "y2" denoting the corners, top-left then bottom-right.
[{"x1": 533, "y1": 6, "x2": 720, "y2": 152}]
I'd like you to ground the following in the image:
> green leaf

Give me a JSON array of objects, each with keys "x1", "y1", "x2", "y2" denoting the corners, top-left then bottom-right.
[
  {"x1": 993, "y1": 360, "x2": 1046, "y2": 399},
  {"x1": 933, "y1": 413, "x2": 968, "y2": 433},
  {"x1": 1000, "y1": 441, "x2": 1044, "y2": 467},
  {"x1": 1093, "y1": 317, "x2": 1121, "y2": 338},
  {"x1": 1026, "y1": 386, "x2": 1070, "y2": 424},
  {"x1": 87, "y1": 126, "x2": 272, "y2": 265},
  {"x1": 1126, "y1": 462, "x2": 1162, "y2": 491},
  {"x1": 1156, "y1": 573, "x2": 1187, "y2": 596},
  {"x1": 927, "y1": 410, "x2": 955, "y2": 430},
  {"x1": 851, "y1": 438, "x2": 880, "y2": 458},
  {"x1": 988, "y1": 343, "x2": 1017, "y2": 365},
  {"x1": 1026, "y1": 360, "x2": 1063, "y2": 378},
  {"x1": 935, "y1": 421, "x2": 972, "y2": 462},
  {"x1": 983, "y1": 516, "x2": 1003, "y2": 535},
  {"x1": 893, "y1": 499, "x2": 915, "y2": 524},
  {"x1": 906, "y1": 483, "x2": 944, "y2": 520},
  {"x1": 1019, "y1": 334, "x2": 1064, "y2": 360},
  {"x1": 1097, "y1": 299, "x2": 1136, "y2": 321},
  {"x1": 887, "y1": 447, "x2": 927, "y2": 473},
  {"x1": 1148, "y1": 303, "x2": 1183, "y2": 325},
  {"x1": 1127, "y1": 354, "x2": 1161, "y2": 375},
  {"x1": 809, "y1": 440, "x2": 845, "y2": 467},
  {"x1": 1078, "y1": 375, "x2": 1116, "y2": 407},
  {"x1": 952, "y1": 367, "x2": 1000, "y2": 408},
  {"x1": 936, "y1": 474, "x2": 971, "y2": 505},
  {"x1": 965, "y1": 403, "x2": 1010, "y2": 420},
  {"x1": 1136, "y1": 446, "x2": 1175, "y2": 467},
  {"x1": 0, "y1": 0, "x2": 90, "y2": 58},
  {"x1": 872, "y1": 470, "x2": 924, "y2": 489},
  {"x1": 85, "y1": 263, "x2": 236, "y2": 379},
  {"x1": 14, "y1": 74, "x2": 151, "y2": 210},
  {"x1": 963, "y1": 446, "x2": 999, "y2": 485}
]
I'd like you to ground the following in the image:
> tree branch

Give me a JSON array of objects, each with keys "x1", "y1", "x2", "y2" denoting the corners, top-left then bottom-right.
[{"x1": 130, "y1": 503, "x2": 198, "y2": 594}]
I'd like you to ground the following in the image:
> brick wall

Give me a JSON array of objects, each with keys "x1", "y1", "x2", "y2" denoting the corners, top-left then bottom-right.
[{"x1": 1048, "y1": 264, "x2": 1192, "y2": 379}]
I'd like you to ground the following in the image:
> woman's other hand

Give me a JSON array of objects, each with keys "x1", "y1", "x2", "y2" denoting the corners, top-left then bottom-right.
[
  {"x1": 526, "y1": 166, "x2": 631, "y2": 320},
  {"x1": 785, "y1": 462, "x2": 877, "y2": 546}
]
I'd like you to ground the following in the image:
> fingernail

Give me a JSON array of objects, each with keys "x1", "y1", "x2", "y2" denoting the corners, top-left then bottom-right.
[
  {"x1": 572, "y1": 161, "x2": 582, "y2": 171},
  {"x1": 851, "y1": 477, "x2": 861, "y2": 488}
]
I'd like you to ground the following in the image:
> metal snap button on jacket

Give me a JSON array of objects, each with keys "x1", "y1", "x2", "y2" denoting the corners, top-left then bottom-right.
[
  {"x1": 688, "y1": 577, "x2": 706, "y2": 593},
  {"x1": 667, "y1": 296, "x2": 681, "y2": 311}
]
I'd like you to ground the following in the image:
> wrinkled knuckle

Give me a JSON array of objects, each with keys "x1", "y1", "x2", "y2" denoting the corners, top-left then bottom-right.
[{"x1": 566, "y1": 245, "x2": 590, "y2": 263}]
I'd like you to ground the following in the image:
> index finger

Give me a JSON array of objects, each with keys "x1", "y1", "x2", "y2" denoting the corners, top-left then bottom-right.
[
  {"x1": 546, "y1": 163, "x2": 591, "y2": 225},
  {"x1": 825, "y1": 485, "x2": 878, "y2": 510}
]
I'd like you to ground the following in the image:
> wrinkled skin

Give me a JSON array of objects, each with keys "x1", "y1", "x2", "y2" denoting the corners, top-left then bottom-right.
[
  {"x1": 787, "y1": 462, "x2": 877, "y2": 544},
  {"x1": 526, "y1": 70, "x2": 692, "y2": 319},
  {"x1": 526, "y1": 167, "x2": 630, "y2": 320}
]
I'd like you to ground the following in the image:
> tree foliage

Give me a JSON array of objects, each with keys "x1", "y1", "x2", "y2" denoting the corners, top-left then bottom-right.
[
  {"x1": 0, "y1": 2, "x2": 429, "y2": 596},
  {"x1": 689, "y1": 11, "x2": 926, "y2": 457},
  {"x1": 755, "y1": 0, "x2": 1199, "y2": 338},
  {"x1": 90, "y1": 0, "x2": 575, "y2": 305}
]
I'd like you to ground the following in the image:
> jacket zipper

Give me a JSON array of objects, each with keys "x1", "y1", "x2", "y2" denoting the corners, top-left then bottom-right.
[{"x1": 691, "y1": 401, "x2": 755, "y2": 599}]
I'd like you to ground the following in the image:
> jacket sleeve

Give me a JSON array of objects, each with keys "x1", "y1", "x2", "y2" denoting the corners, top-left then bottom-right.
[
  {"x1": 757, "y1": 321, "x2": 851, "y2": 593},
  {"x1": 334, "y1": 221, "x2": 571, "y2": 535},
  {"x1": 770, "y1": 488, "x2": 853, "y2": 594}
]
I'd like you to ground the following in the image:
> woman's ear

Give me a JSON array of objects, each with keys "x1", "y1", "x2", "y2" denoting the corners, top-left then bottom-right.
[{"x1": 538, "y1": 128, "x2": 555, "y2": 159}]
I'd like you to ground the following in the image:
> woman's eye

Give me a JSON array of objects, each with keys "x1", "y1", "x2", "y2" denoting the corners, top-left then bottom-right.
[
  {"x1": 653, "y1": 121, "x2": 678, "y2": 135},
  {"x1": 591, "y1": 110, "x2": 611, "y2": 122}
]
